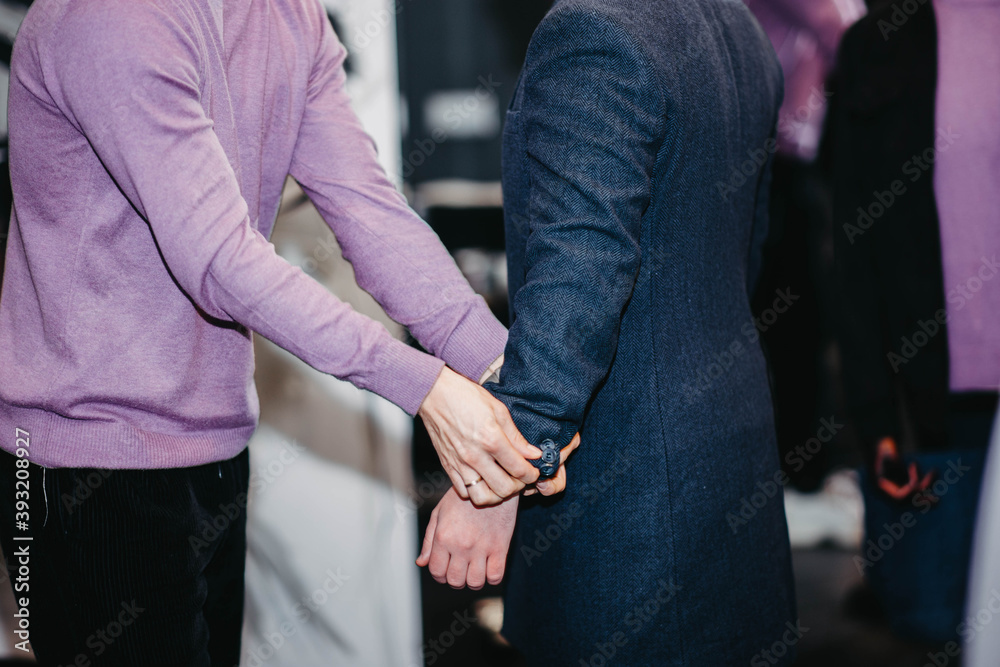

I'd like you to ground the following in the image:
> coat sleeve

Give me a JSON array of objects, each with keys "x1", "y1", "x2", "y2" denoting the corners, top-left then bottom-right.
[{"x1": 486, "y1": 8, "x2": 664, "y2": 449}]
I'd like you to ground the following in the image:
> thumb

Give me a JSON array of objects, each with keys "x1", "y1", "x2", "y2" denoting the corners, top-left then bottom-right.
[
  {"x1": 560, "y1": 433, "x2": 581, "y2": 464},
  {"x1": 416, "y1": 510, "x2": 438, "y2": 567}
]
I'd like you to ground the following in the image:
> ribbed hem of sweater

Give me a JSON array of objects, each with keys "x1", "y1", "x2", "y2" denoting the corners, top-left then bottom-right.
[
  {"x1": 0, "y1": 401, "x2": 254, "y2": 469},
  {"x1": 367, "y1": 340, "x2": 448, "y2": 417},
  {"x1": 367, "y1": 303, "x2": 508, "y2": 416},
  {"x1": 437, "y1": 302, "x2": 509, "y2": 382}
]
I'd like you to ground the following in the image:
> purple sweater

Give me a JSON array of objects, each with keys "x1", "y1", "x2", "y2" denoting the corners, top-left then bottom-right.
[
  {"x1": 0, "y1": 0, "x2": 507, "y2": 468},
  {"x1": 933, "y1": 0, "x2": 1000, "y2": 392}
]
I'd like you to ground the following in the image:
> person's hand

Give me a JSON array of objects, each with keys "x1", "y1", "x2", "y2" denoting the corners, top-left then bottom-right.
[
  {"x1": 418, "y1": 366, "x2": 542, "y2": 506},
  {"x1": 874, "y1": 436, "x2": 936, "y2": 502},
  {"x1": 416, "y1": 487, "x2": 519, "y2": 589},
  {"x1": 523, "y1": 434, "x2": 581, "y2": 497}
]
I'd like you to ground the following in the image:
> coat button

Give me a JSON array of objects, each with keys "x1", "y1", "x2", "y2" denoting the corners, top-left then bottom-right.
[{"x1": 538, "y1": 439, "x2": 559, "y2": 479}]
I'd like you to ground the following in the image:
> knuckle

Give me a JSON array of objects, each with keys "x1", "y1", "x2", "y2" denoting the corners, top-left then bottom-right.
[
  {"x1": 501, "y1": 480, "x2": 520, "y2": 497},
  {"x1": 483, "y1": 438, "x2": 501, "y2": 456}
]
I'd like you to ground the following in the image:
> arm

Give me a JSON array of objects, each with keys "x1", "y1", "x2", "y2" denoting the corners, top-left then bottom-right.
[
  {"x1": 288, "y1": 5, "x2": 507, "y2": 383},
  {"x1": 50, "y1": 2, "x2": 536, "y2": 503},
  {"x1": 286, "y1": 4, "x2": 550, "y2": 503},
  {"x1": 419, "y1": 9, "x2": 661, "y2": 587},
  {"x1": 51, "y1": 4, "x2": 436, "y2": 413},
  {"x1": 486, "y1": 8, "x2": 663, "y2": 452}
]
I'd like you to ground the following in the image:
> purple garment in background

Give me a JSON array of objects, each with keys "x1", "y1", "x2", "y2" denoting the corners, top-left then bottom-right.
[
  {"x1": 744, "y1": 0, "x2": 865, "y2": 160},
  {"x1": 933, "y1": 0, "x2": 1000, "y2": 392},
  {"x1": 0, "y1": 0, "x2": 507, "y2": 468}
]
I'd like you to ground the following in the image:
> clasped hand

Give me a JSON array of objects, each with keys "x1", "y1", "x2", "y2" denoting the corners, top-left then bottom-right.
[{"x1": 418, "y1": 366, "x2": 576, "y2": 506}]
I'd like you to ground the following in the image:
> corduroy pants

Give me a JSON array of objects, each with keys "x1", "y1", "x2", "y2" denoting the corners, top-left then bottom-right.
[{"x1": 0, "y1": 446, "x2": 249, "y2": 667}]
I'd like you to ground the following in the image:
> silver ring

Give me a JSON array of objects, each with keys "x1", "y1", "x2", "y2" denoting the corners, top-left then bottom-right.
[{"x1": 465, "y1": 476, "x2": 482, "y2": 488}]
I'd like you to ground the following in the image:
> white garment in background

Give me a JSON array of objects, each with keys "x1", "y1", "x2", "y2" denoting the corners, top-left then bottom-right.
[
  {"x1": 240, "y1": 181, "x2": 423, "y2": 667},
  {"x1": 966, "y1": 404, "x2": 1000, "y2": 666}
]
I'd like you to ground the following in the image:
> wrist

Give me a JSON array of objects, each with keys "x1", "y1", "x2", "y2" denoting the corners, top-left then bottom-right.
[{"x1": 417, "y1": 364, "x2": 450, "y2": 420}]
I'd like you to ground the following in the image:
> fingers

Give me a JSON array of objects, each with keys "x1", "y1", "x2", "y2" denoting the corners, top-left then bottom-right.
[
  {"x1": 446, "y1": 556, "x2": 469, "y2": 589},
  {"x1": 874, "y1": 437, "x2": 896, "y2": 477},
  {"x1": 486, "y1": 553, "x2": 506, "y2": 586},
  {"x1": 535, "y1": 435, "x2": 578, "y2": 496},
  {"x1": 416, "y1": 508, "x2": 439, "y2": 567},
  {"x1": 536, "y1": 462, "x2": 566, "y2": 496},
  {"x1": 486, "y1": 434, "x2": 540, "y2": 488},
  {"x1": 445, "y1": 466, "x2": 471, "y2": 501},
  {"x1": 877, "y1": 477, "x2": 910, "y2": 500},
  {"x1": 917, "y1": 469, "x2": 935, "y2": 492},
  {"x1": 467, "y1": 481, "x2": 505, "y2": 508},
  {"x1": 562, "y1": 433, "x2": 581, "y2": 461},
  {"x1": 428, "y1": 542, "x2": 451, "y2": 585},
  {"x1": 475, "y1": 457, "x2": 526, "y2": 500},
  {"x1": 493, "y1": 402, "x2": 544, "y2": 464},
  {"x1": 466, "y1": 558, "x2": 487, "y2": 591}
]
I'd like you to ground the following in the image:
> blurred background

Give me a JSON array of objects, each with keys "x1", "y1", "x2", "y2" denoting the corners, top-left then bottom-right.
[{"x1": 0, "y1": 0, "x2": 997, "y2": 665}]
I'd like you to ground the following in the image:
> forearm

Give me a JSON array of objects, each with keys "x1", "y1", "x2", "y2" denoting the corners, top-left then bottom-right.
[
  {"x1": 486, "y1": 8, "x2": 657, "y2": 448},
  {"x1": 290, "y1": 17, "x2": 507, "y2": 381},
  {"x1": 52, "y1": 10, "x2": 448, "y2": 416}
]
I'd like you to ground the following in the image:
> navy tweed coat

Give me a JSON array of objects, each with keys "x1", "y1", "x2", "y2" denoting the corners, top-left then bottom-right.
[{"x1": 486, "y1": 0, "x2": 797, "y2": 664}]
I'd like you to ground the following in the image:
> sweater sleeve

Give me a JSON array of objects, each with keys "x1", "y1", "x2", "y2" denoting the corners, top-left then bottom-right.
[
  {"x1": 48, "y1": 2, "x2": 476, "y2": 415},
  {"x1": 288, "y1": 4, "x2": 507, "y2": 383}
]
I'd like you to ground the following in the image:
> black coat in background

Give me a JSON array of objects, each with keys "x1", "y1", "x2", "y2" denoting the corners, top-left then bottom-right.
[{"x1": 829, "y1": 0, "x2": 951, "y2": 454}]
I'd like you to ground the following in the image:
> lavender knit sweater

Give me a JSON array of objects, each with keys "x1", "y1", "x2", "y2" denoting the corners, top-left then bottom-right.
[
  {"x1": 933, "y1": 0, "x2": 1000, "y2": 392},
  {"x1": 0, "y1": 0, "x2": 507, "y2": 468}
]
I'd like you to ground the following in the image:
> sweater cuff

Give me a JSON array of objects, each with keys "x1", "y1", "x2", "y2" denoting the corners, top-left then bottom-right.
[
  {"x1": 438, "y1": 300, "x2": 509, "y2": 382},
  {"x1": 367, "y1": 339, "x2": 446, "y2": 417}
]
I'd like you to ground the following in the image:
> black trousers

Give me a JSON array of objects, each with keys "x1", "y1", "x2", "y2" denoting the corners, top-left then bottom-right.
[{"x1": 0, "y1": 446, "x2": 250, "y2": 667}]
